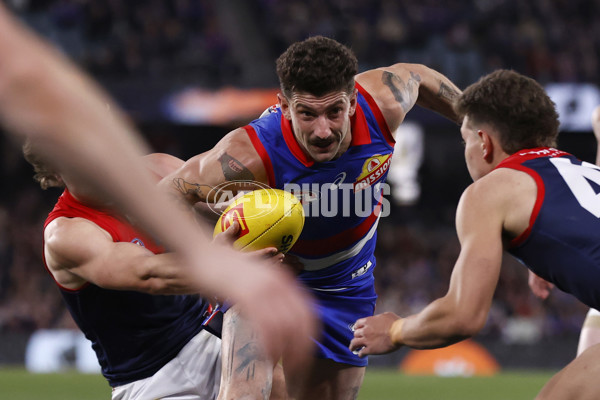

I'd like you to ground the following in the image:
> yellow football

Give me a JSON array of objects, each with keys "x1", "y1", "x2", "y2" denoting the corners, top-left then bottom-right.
[{"x1": 213, "y1": 188, "x2": 305, "y2": 253}]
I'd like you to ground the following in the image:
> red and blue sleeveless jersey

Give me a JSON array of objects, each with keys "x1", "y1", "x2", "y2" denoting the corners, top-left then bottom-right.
[
  {"x1": 43, "y1": 190, "x2": 209, "y2": 387},
  {"x1": 501, "y1": 148, "x2": 600, "y2": 309},
  {"x1": 245, "y1": 83, "x2": 395, "y2": 286}
]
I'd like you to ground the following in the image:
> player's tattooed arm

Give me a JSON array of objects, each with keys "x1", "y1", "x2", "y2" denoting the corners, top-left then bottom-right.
[
  {"x1": 396, "y1": 64, "x2": 462, "y2": 125},
  {"x1": 171, "y1": 152, "x2": 255, "y2": 202},
  {"x1": 219, "y1": 308, "x2": 273, "y2": 399},
  {"x1": 218, "y1": 152, "x2": 255, "y2": 182},
  {"x1": 438, "y1": 81, "x2": 460, "y2": 103},
  {"x1": 167, "y1": 178, "x2": 216, "y2": 224},
  {"x1": 382, "y1": 70, "x2": 421, "y2": 114},
  {"x1": 172, "y1": 178, "x2": 213, "y2": 201},
  {"x1": 382, "y1": 70, "x2": 460, "y2": 116},
  {"x1": 426, "y1": 78, "x2": 461, "y2": 124}
]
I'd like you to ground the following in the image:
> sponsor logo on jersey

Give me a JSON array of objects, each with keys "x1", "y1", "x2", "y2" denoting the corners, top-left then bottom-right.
[{"x1": 354, "y1": 154, "x2": 392, "y2": 192}]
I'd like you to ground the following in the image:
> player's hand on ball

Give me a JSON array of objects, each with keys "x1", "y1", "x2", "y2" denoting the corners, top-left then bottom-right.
[
  {"x1": 212, "y1": 221, "x2": 241, "y2": 246},
  {"x1": 213, "y1": 189, "x2": 304, "y2": 253},
  {"x1": 350, "y1": 312, "x2": 402, "y2": 357},
  {"x1": 252, "y1": 247, "x2": 284, "y2": 265},
  {"x1": 213, "y1": 221, "x2": 283, "y2": 263},
  {"x1": 282, "y1": 253, "x2": 304, "y2": 275}
]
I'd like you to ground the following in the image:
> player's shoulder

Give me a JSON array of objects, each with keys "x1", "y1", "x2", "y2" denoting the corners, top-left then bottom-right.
[
  {"x1": 44, "y1": 215, "x2": 118, "y2": 287},
  {"x1": 355, "y1": 63, "x2": 425, "y2": 87},
  {"x1": 45, "y1": 216, "x2": 112, "y2": 248},
  {"x1": 217, "y1": 127, "x2": 255, "y2": 148},
  {"x1": 207, "y1": 127, "x2": 270, "y2": 184},
  {"x1": 460, "y1": 167, "x2": 536, "y2": 227},
  {"x1": 355, "y1": 67, "x2": 413, "y2": 132},
  {"x1": 466, "y1": 168, "x2": 529, "y2": 201}
]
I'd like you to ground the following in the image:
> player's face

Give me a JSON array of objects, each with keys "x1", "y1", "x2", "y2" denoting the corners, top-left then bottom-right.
[
  {"x1": 281, "y1": 90, "x2": 357, "y2": 163},
  {"x1": 461, "y1": 115, "x2": 489, "y2": 181}
]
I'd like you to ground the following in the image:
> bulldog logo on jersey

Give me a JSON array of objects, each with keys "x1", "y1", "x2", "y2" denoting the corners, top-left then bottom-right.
[{"x1": 354, "y1": 154, "x2": 392, "y2": 192}]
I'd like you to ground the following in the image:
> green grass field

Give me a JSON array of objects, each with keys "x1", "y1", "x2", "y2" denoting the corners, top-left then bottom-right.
[
  {"x1": 359, "y1": 369, "x2": 555, "y2": 400},
  {"x1": 0, "y1": 367, "x2": 556, "y2": 399}
]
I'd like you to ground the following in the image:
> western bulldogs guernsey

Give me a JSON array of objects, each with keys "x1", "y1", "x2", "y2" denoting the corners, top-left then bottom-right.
[
  {"x1": 44, "y1": 190, "x2": 210, "y2": 387},
  {"x1": 502, "y1": 148, "x2": 600, "y2": 309},
  {"x1": 245, "y1": 83, "x2": 395, "y2": 365}
]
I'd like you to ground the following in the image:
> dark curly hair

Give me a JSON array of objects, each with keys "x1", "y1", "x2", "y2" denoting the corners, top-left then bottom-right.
[
  {"x1": 455, "y1": 69, "x2": 559, "y2": 154},
  {"x1": 276, "y1": 36, "x2": 358, "y2": 98}
]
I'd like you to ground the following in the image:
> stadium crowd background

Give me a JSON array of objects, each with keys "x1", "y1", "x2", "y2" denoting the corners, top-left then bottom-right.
[
  {"x1": 8, "y1": 0, "x2": 599, "y2": 90},
  {"x1": 0, "y1": 0, "x2": 597, "y2": 365}
]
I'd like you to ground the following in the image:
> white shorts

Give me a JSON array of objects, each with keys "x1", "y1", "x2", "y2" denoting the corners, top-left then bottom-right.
[
  {"x1": 112, "y1": 329, "x2": 221, "y2": 400},
  {"x1": 587, "y1": 308, "x2": 600, "y2": 318},
  {"x1": 583, "y1": 308, "x2": 600, "y2": 330}
]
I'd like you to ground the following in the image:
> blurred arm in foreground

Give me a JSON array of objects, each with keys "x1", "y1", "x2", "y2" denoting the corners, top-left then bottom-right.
[{"x1": 0, "y1": 3, "x2": 315, "y2": 371}]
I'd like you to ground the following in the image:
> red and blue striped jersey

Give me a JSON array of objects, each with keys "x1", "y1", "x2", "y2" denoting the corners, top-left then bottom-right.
[{"x1": 245, "y1": 83, "x2": 395, "y2": 286}]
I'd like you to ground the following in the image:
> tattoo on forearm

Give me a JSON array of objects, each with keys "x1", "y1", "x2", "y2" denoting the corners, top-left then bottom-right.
[
  {"x1": 438, "y1": 82, "x2": 460, "y2": 101},
  {"x1": 172, "y1": 178, "x2": 212, "y2": 200},
  {"x1": 219, "y1": 153, "x2": 255, "y2": 181},
  {"x1": 382, "y1": 71, "x2": 421, "y2": 112}
]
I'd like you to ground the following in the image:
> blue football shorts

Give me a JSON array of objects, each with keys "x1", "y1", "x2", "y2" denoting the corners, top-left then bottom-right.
[{"x1": 308, "y1": 273, "x2": 377, "y2": 366}]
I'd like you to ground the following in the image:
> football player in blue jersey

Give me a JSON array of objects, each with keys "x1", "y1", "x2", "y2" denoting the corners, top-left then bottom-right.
[
  {"x1": 350, "y1": 70, "x2": 600, "y2": 399},
  {"x1": 160, "y1": 35, "x2": 461, "y2": 400}
]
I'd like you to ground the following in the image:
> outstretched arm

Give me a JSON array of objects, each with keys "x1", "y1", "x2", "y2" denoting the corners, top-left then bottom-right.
[
  {"x1": 44, "y1": 216, "x2": 203, "y2": 294},
  {"x1": 350, "y1": 179, "x2": 504, "y2": 354},
  {"x1": 355, "y1": 63, "x2": 462, "y2": 132},
  {"x1": 45, "y1": 215, "x2": 281, "y2": 295}
]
